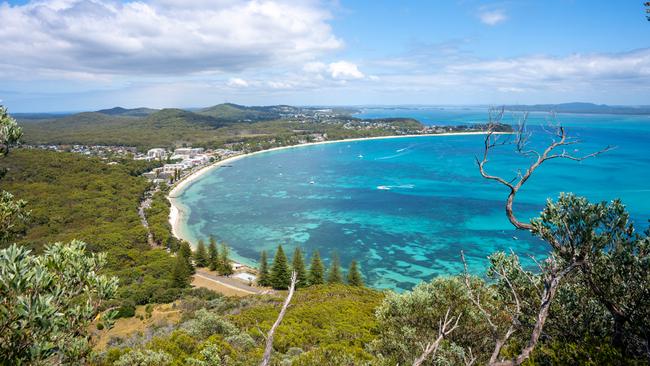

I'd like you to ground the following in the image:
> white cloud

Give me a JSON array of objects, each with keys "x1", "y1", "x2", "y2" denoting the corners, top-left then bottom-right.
[
  {"x1": 303, "y1": 62, "x2": 328, "y2": 73},
  {"x1": 327, "y1": 61, "x2": 365, "y2": 79},
  {"x1": 0, "y1": 0, "x2": 342, "y2": 77},
  {"x1": 478, "y1": 9, "x2": 507, "y2": 26},
  {"x1": 227, "y1": 78, "x2": 249, "y2": 87}
]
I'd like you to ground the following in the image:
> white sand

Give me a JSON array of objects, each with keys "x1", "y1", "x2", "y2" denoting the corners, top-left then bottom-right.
[{"x1": 167, "y1": 131, "x2": 498, "y2": 249}]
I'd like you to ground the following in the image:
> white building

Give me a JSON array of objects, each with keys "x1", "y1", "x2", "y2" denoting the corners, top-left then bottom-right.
[
  {"x1": 173, "y1": 147, "x2": 204, "y2": 158},
  {"x1": 147, "y1": 148, "x2": 167, "y2": 159},
  {"x1": 162, "y1": 163, "x2": 190, "y2": 173}
]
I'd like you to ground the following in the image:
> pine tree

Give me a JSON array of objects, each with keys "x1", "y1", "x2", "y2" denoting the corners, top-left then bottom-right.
[
  {"x1": 179, "y1": 240, "x2": 194, "y2": 274},
  {"x1": 208, "y1": 236, "x2": 219, "y2": 271},
  {"x1": 194, "y1": 239, "x2": 208, "y2": 268},
  {"x1": 218, "y1": 243, "x2": 234, "y2": 276},
  {"x1": 270, "y1": 245, "x2": 291, "y2": 289},
  {"x1": 327, "y1": 252, "x2": 343, "y2": 284},
  {"x1": 171, "y1": 251, "x2": 190, "y2": 288},
  {"x1": 347, "y1": 260, "x2": 364, "y2": 287},
  {"x1": 308, "y1": 250, "x2": 325, "y2": 286},
  {"x1": 292, "y1": 247, "x2": 308, "y2": 287},
  {"x1": 257, "y1": 250, "x2": 270, "y2": 287}
]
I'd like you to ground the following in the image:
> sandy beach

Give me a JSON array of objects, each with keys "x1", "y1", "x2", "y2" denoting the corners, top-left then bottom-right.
[{"x1": 167, "y1": 131, "x2": 497, "y2": 248}]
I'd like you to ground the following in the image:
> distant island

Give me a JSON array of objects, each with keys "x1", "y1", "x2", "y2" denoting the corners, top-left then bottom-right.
[{"x1": 503, "y1": 102, "x2": 650, "y2": 115}]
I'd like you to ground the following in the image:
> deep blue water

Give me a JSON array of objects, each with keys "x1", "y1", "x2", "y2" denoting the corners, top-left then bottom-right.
[{"x1": 175, "y1": 108, "x2": 650, "y2": 291}]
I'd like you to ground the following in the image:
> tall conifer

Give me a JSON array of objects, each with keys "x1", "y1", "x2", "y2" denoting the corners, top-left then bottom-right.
[
  {"x1": 347, "y1": 260, "x2": 364, "y2": 287},
  {"x1": 327, "y1": 252, "x2": 343, "y2": 284},
  {"x1": 257, "y1": 250, "x2": 270, "y2": 287},
  {"x1": 292, "y1": 247, "x2": 307, "y2": 287},
  {"x1": 179, "y1": 241, "x2": 194, "y2": 274},
  {"x1": 194, "y1": 239, "x2": 208, "y2": 267},
  {"x1": 308, "y1": 250, "x2": 325, "y2": 285},
  {"x1": 219, "y1": 243, "x2": 234, "y2": 276},
  {"x1": 270, "y1": 245, "x2": 291, "y2": 289},
  {"x1": 208, "y1": 236, "x2": 219, "y2": 271}
]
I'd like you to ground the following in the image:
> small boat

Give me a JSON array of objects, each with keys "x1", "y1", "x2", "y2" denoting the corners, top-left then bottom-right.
[
  {"x1": 377, "y1": 185, "x2": 391, "y2": 190},
  {"x1": 309, "y1": 180, "x2": 315, "y2": 185},
  {"x1": 357, "y1": 154, "x2": 364, "y2": 158},
  {"x1": 512, "y1": 236, "x2": 518, "y2": 240}
]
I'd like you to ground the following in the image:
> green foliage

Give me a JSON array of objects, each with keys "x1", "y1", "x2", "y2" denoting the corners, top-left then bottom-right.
[
  {"x1": 0, "y1": 105, "x2": 23, "y2": 156},
  {"x1": 172, "y1": 252, "x2": 192, "y2": 288},
  {"x1": 0, "y1": 149, "x2": 150, "y2": 252},
  {"x1": 327, "y1": 252, "x2": 343, "y2": 284},
  {"x1": 115, "y1": 299, "x2": 136, "y2": 319},
  {"x1": 145, "y1": 188, "x2": 178, "y2": 250},
  {"x1": 0, "y1": 190, "x2": 28, "y2": 245},
  {"x1": 178, "y1": 240, "x2": 195, "y2": 274},
  {"x1": 208, "y1": 236, "x2": 219, "y2": 271},
  {"x1": 233, "y1": 285, "x2": 383, "y2": 358},
  {"x1": 371, "y1": 277, "x2": 498, "y2": 365},
  {"x1": 218, "y1": 242, "x2": 234, "y2": 276},
  {"x1": 113, "y1": 349, "x2": 172, "y2": 366},
  {"x1": 347, "y1": 260, "x2": 364, "y2": 287},
  {"x1": 308, "y1": 250, "x2": 324, "y2": 286},
  {"x1": 194, "y1": 239, "x2": 208, "y2": 267},
  {"x1": 257, "y1": 250, "x2": 270, "y2": 287},
  {"x1": 532, "y1": 194, "x2": 650, "y2": 358},
  {"x1": 181, "y1": 308, "x2": 239, "y2": 338},
  {"x1": 292, "y1": 247, "x2": 308, "y2": 288},
  {"x1": 0, "y1": 241, "x2": 118, "y2": 364},
  {"x1": 270, "y1": 245, "x2": 291, "y2": 289}
]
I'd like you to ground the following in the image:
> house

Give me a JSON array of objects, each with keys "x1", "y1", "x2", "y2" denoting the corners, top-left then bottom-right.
[
  {"x1": 173, "y1": 147, "x2": 204, "y2": 158},
  {"x1": 147, "y1": 148, "x2": 167, "y2": 159}
]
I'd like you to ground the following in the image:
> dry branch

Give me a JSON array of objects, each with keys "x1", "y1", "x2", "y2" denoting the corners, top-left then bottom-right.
[
  {"x1": 476, "y1": 108, "x2": 613, "y2": 235},
  {"x1": 412, "y1": 308, "x2": 461, "y2": 366},
  {"x1": 259, "y1": 271, "x2": 297, "y2": 366},
  {"x1": 470, "y1": 108, "x2": 610, "y2": 365}
]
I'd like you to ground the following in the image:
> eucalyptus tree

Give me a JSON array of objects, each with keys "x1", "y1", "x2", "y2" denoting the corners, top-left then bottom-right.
[{"x1": 0, "y1": 241, "x2": 119, "y2": 364}]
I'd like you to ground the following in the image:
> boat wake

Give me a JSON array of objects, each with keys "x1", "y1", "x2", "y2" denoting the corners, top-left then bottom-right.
[{"x1": 376, "y1": 184, "x2": 415, "y2": 190}]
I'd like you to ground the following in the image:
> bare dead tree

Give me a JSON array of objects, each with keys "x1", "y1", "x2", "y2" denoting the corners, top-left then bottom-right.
[
  {"x1": 469, "y1": 108, "x2": 611, "y2": 365},
  {"x1": 259, "y1": 271, "x2": 297, "y2": 366},
  {"x1": 412, "y1": 308, "x2": 462, "y2": 366},
  {"x1": 477, "y1": 109, "x2": 612, "y2": 239}
]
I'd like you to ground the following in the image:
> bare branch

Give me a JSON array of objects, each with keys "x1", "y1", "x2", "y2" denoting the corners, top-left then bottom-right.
[
  {"x1": 490, "y1": 259, "x2": 580, "y2": 366},
  {"x1": 412, "y1": 308, "x2": 461, "y2": 366},
  {"x1": 477, "y1": 109, "x2": 613, "y2": 234},
  {"x1": 259, "y1": 272, "x2": 297, "y2": 366},
  {"x1": 461, "y1": 251, "x2": 498, "y2": 333}
]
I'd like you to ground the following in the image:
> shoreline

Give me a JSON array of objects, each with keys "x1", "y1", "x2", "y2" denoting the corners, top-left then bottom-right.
[{"x1": 167, "y1": 131, "x2": 498, "y2": 254}]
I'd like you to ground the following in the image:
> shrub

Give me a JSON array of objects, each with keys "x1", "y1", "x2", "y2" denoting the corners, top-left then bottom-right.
[{"x1": 113, "y1": 349, "x2": 172, "y2": 366}]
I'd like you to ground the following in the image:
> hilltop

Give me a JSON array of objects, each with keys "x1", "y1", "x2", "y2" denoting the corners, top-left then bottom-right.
[{"x1": 96, "y1": 107, "x2": 159, "y2": 117}]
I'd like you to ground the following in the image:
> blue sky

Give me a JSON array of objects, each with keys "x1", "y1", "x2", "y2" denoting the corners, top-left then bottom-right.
[{"x1": 0, "y1": 0, "x2": 648, "y2": 112}]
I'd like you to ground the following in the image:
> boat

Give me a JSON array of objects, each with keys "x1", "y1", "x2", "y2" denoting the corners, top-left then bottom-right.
[
  {"x1": 357, "y1": 154, "x2": 364, "y2": 158},
  {"x1": 377, "y1": 185, "x2": 391, "y2": 190}
]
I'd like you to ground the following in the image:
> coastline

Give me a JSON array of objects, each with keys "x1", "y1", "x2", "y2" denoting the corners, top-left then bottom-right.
[{"x1": 167, "y1": 131, "x2": 497, "y2": 252}]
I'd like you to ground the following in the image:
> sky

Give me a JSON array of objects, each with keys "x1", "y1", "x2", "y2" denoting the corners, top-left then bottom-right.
[{"x1": 0, "y1": 0, "x2": 648, "y2": 112}]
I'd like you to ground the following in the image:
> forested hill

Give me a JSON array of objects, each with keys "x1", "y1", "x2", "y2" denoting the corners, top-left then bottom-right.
[
  {"x1": 96, "y1": 106, "x2": 159, "y2": 117},
  {"x1": 0, "y1": 149, "x2": 189, "y2": 311},
  {"x1": 18, "y1": 103, "x2": 425, "y2": 151},
  {"x1": 20, "y1": 108, "x2": 237, "y2": 150}
]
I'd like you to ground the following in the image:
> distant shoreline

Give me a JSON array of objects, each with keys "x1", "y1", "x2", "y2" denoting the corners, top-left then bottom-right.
[{"x1": 167, "y1": 131, "x2": 499, "y2": 249}]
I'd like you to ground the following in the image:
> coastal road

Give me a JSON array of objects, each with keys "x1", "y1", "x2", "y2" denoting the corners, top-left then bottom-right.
[{"x1": 194, "y1": 269, "x2": 270, "y2": 295}]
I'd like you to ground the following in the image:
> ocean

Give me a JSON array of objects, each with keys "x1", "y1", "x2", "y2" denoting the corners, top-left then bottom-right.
[{"x1": 174, "y1": 107, "x2": 650, "y2": 291}]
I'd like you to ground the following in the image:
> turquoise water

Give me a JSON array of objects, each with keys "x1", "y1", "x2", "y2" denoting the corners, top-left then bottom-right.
[{"x1": 176, "y1": 108, "x2": 650, "y2": 291}]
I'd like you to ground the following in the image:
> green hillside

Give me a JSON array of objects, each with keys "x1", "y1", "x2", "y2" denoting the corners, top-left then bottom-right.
[
  {"x1": 21, "y1": 109, "x2": 234, "y2": 150},
  {"x1": 197, "y1": 103, "x2": 282, "y2": 121},
  {"x1": 96, "y1": 107, "x2": 159, "y2": 117}
]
